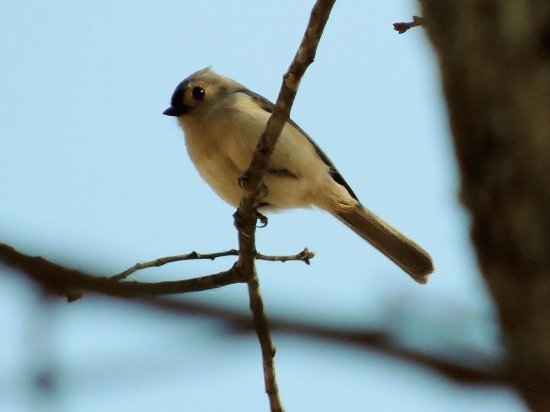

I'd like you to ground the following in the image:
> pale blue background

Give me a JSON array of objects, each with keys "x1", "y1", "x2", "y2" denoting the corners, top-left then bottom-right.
[{"x1": 0, "y1": 1, "x2": 526, "y2": 411}]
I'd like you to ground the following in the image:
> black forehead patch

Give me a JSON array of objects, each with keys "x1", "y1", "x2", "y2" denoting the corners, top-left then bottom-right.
[{"x1": 170, "y1": 79, "x2": 189, "y2": 107}]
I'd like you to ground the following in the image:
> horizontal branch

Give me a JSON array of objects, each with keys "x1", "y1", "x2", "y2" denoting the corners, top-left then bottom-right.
[
  {"x1": 123, "y1": 296, "x2": 506, "y2": 387},
  {"x1": 0, "y1": 243, "x2": 244, "y2": 300},
  {"x1": 0, "y1": 241, "x2": 507, "y2": 387},
  {"x1": 112, "y1": 248, "x2": 315, "y2": 281}
]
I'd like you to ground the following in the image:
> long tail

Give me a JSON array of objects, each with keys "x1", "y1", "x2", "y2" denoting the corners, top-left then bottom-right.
[{"x1": 335, "y1": 204, "x2": 434, "y2": 284}]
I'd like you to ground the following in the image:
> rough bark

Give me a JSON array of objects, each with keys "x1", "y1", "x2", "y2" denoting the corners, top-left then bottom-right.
[{"x1": 420, "y1": 1, "x2": 550, "y2": 410}]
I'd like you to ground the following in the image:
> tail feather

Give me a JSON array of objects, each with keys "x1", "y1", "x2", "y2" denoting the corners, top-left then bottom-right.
[{"x1": 335, "y1": 205, "x2": 434, "y2": 284}]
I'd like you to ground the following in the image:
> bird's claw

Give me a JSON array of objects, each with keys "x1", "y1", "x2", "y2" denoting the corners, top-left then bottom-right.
[
  {"x1": 238, "y1": 172, "x2": 269, "y2": 200},
  {"x1": 256, "y1": 212, "x2": 268, "y2": 228},
  {"x1": 258, "y1": 182, "x2": 269, "y2": 198},
  {"x1": 238, "y1": 171, "x2": 251, "y2": 190}
]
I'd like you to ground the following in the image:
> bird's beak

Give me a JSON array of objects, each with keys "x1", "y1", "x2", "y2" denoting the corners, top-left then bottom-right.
[
  {"x1": 163, "y1": 106, "x2": 187, "y2": 116},
  {"x1": 163, "y1": 106, "x2": 179, "y2": 116}
]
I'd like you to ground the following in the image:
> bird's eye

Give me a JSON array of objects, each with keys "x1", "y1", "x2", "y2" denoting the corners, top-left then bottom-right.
[{"x1": 192, "y1": 86, "x2": 205, "y2": 100}]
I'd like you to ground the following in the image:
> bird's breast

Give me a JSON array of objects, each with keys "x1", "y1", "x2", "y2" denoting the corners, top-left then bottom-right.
[{"x1": 179, "y1": 116, "x2": 253, "y2": 207}]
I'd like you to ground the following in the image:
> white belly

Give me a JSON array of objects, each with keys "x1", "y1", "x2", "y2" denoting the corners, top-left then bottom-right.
[{"x1": 177, "y1": 101, "x2": 355, "y2": 212}]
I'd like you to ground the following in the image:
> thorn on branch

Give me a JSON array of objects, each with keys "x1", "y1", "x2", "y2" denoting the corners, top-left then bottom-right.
[
  {"x1": 297, "y1": 248, "x2": 314, "y2": 265},
  {"x1": 393, "y1": 16, "x2": 424, "y2": 34}
]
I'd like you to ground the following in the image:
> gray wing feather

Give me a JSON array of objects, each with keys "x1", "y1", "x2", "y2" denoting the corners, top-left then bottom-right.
[{"x1": 238, "y1": 89, "x2": 359, "y2": 201}]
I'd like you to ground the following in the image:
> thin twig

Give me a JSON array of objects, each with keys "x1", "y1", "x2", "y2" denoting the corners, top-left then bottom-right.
[
  {"x1": 257, "y1": 248, "x2": 314, "y2": 265},
  {"x1": 234, "y1": 1, "x2": 336, "y2": 411},
  {"x1": 0, "y1": 243, "x2": 315, "y2": 301},
  {"x1": 111, "y1": 250, "x2": 240, "y2": 281},
  {"x1": 393, "y1": 15, "x2": 424, "y2": 34},
  {"x1": 112, "y1": 248, "x2": 315, "y2": 282}
]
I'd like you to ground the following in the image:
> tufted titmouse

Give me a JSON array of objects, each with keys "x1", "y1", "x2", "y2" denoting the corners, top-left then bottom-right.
[{"x1": 163, "y1": 68, "x2": 434, "y2": 283}]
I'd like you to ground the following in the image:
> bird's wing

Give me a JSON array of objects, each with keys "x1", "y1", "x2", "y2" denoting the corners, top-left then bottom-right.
[{"x1": 238, "y1": 89, "x2": 359, "y2": 201}]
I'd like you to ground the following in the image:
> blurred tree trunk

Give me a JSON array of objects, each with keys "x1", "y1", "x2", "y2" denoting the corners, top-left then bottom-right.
[{"x1": 420, "y1": 1, "x2": 550, "y2": 410}]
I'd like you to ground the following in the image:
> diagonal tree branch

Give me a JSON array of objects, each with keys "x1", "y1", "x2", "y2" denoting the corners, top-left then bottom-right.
[{"x1": 233, "y1": 1, "x2": 336, "y2": 411}]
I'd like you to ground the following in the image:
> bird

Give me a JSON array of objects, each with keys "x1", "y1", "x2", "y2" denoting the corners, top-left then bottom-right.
[{"x1": 163, "y1": 68, "x2": 434, "y2": 283}]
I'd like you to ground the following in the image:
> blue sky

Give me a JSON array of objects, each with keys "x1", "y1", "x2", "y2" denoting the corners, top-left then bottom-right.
[{"x1": 0, "y1": 1, "x2": 526, "y2": 411}]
